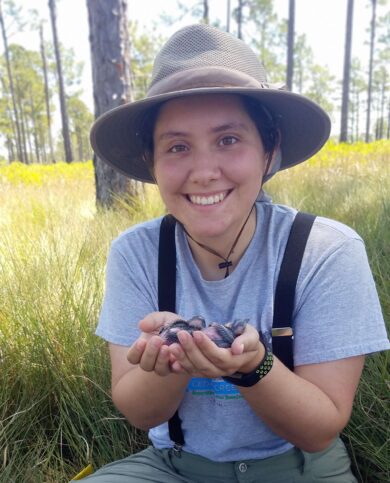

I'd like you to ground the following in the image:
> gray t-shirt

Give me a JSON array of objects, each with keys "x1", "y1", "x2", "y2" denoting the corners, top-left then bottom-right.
[{"x1": 97, "y1": 200, "x2": 389, "y2": 462}]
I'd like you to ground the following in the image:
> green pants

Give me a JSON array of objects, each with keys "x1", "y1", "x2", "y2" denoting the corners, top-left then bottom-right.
[{"x1": 75, "y1": 438, "x2": 357, "y2": 483}]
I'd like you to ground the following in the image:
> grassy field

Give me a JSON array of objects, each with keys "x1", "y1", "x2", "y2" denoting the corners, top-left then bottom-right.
[{"x1": 0, "y1": 141, "x2": 389, "y2": 482}]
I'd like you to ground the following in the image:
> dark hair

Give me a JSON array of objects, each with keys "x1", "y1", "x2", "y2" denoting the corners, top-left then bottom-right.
[
  {"x1": 240, "y1": 96, "x2": 280, "y2": 157},
  {"x1": 139, "y1": 103, "x2": 163, "y2": 172},
  {"x1": 139, "y1": 95, "x2": 280, "y2": 171}
]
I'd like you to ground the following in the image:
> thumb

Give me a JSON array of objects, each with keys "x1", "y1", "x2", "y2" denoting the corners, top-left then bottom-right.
[
  {"x1": 230, "y1": 340, "x2": 244, "y2": 355},
  {"x1": 139, "y1": 311, "x2": 180, "y2": 333},
  {"x1": 231, "y1": 325, "x2": 260, "y2": 355}
]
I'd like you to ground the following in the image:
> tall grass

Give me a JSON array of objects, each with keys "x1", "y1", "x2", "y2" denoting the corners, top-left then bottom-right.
[
  {"x1": 268, "y1": 141, "x2": 390, "y2": 483},
  {"x1": 0, "y1": 164, "x2": 163, "y2": 481},
  {"x1": 0, "y1": 143, "x2": 389, "y2": 482}
]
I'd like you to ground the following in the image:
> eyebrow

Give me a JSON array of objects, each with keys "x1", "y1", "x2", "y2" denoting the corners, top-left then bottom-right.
[
  {"x1": 156, "y1": 122, "x2": 249, "y2": 141},
  {"x1": 211, "y1": 122, "x2": 249, "y2": 133},
  {"x1": 157, "y1": 131, "x2": 188, "y2": 141}
]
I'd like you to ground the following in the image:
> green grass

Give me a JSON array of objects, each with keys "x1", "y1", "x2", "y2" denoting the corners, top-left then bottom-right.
[{"x1": 0, "y1": 142, "x2": 389, "y2": 482}]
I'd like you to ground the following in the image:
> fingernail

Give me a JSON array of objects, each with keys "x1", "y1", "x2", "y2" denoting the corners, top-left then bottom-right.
[
  {"x1": 178, "y1": 331, "x2": 188, "y2": 344},
  {"x1": 193, "y1": 331, "x2": 203, "y2": 342}
]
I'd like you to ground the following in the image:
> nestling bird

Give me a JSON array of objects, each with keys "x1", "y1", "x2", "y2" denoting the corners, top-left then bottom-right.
[{"x1": 158, "y1": 316, "x2": 248, "y2": 348}]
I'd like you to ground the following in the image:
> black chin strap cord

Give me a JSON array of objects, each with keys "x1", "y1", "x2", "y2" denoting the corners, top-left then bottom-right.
[{"x1": 182, "y1": 205, "x2": 254, "y2": 278}]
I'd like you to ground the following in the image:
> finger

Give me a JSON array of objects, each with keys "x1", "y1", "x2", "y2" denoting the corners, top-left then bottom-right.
[
  {"x1": 154, "y1": 345, "x2": 172, "y2": 376},
  {"x1": 178, "y1": 331, "x2": 218, "y2": 375},
  {"x1": 139, "y1": 335, "x2": 164, "y2": 372},
  {"x1": 193, "y1": 330, "x2": 231, "y2": 360},
  {"x1": 139, "y1": 311, "x2": 180, "y2": 333},
  {"x1": 231, "y1": 325, "x2": 260, "y2": 355},
  {"x1": 127, "y1": 338, "x2": 147, "y2": 365},
  {"x1": 230, "y1": 341, "x2": 244, "y2": 356},
  {"x1": 169, "y1": 342, "x2": 196, "y2": 374},
  {"x1": 193, "y1": 331, "x2": 260, "y2": 376},
  {"x1": 171, "y1": 360, "x2": 186, "y2": 373}
]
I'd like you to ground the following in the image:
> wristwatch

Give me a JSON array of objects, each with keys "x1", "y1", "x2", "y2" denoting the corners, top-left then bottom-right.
[{"x1": 222, "y1": 349, "x2": 274, "y2": 387}]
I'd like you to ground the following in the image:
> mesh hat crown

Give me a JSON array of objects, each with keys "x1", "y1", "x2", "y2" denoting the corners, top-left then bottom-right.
[
  {"x1": 90, "y1": 24, "x2": 331, "y2": 182},
  {"x1": 148, "y1": 23, "x2": 269, "y2": 94}
]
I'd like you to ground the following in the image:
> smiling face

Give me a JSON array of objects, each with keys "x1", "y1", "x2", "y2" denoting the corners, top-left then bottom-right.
[{"x1": 153, "y1": 94, "x2": 268, "y2": 247}]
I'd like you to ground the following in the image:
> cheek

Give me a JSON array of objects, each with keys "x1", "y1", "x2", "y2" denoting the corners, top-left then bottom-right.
[
  {"x1": 226, "y1": 155, "x2": 265, "y2": 183},
  {"x1": 154, "y1": 161, "x2": 186, "y2": 197}
]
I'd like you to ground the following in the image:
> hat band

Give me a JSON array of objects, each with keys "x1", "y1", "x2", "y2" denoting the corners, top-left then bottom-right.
[{"x1": 147, "y1": 66, "x2": 281, "y2": 97}]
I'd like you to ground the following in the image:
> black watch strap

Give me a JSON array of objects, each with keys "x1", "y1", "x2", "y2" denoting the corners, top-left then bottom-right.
[{"x1": 222, "y1": 349, "x2": 274, "y2": 387}]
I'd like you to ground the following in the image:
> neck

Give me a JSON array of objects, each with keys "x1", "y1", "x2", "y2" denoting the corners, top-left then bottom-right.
[{"x1": 184, "y1": 207, "x2": 257, "y2": 281}]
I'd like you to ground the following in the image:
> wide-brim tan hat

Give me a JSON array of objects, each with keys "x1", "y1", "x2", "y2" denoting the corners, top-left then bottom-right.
[{"x1": 90, "y1": 24, "x2": 331, "y2": 183}]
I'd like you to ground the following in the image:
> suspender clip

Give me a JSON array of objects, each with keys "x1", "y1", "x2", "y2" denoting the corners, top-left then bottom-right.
[
  {"x1": 272, "y1": 327, "x2": 293, "y2": 338},
  {"x1": 172, "y1": 443, "x2": 183, "y2": 457}
]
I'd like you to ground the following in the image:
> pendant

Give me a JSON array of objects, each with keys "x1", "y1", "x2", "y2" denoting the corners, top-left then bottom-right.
[{"x1": 218, "y1": 261, "x2": 233, "y2": 270}]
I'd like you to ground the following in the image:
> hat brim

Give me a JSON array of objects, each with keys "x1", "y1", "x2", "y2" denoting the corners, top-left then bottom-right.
[{"x1": 90, "y1": 87, "x2": 331, "y2": 183}]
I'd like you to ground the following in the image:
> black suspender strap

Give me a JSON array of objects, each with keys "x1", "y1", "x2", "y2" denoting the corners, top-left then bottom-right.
[
  {"x1": 158, "y1": 211, "x2": 316, "y2": 449},
  {"x1": 158, "y1": 214, "x2": 177, "y2": 313},
  {"x1": 272, "y1": 212, "x2": 316, "y2": 370},
  {"x1": 158, "y1": 215, "x2": 185, "y2": 451}
]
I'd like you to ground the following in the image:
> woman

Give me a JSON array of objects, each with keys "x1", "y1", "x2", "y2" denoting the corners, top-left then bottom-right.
[{"x1": 84, "y1": 24, "x2": 389, "y2": 482}]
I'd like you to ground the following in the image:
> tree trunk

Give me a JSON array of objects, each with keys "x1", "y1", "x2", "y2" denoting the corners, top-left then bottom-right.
[
  {"x1": 365, "y1": 0, "x2": 377, "y2": 143},
  {"x1": 340, "y1": 0, "x2": 354, "y2": 142},
  {"x1": 286, "y1": 0, "x2": 295, "y2": 91},
  {"x1": 1, "y1": 76, "x2": 17, "y2": 161},
  {"x1": 375, "y1": 95, "x2": 380, "y2": 139},
  {"x1": 237, "y1": 0, "x2": 243, "y2": 39},
  {"x1": 356, "y1": 90, "x2": 360, "y2": 141},
  {"x1": 203, "y1": 0, "x2": 209, "y2": 24},
  {"x1": 378, "y1": 73, "x2": 386, "y2": 139},
  {"x1": 40, "y1": 23, "x2": 55, "y2": 163},
  {"x1": 29, "y1": 87, "x2": 41, "y2": 163},
  {"x1": 48, "y1": 0, "x2": 73, "y2": 162},
  {"x1": 350, "y1": 82, "x2": 355, "y2": 142},
  {"x1": 15, "y1": 78, "x2": 29, "y2": 164},
  {"x1": 0, "y1": 0, "x2": 24, "y2": 163},
  {"x1": 87, "y1": 0, "x2": 139, "y2": 207},
  {"x1": 226, "y1": 0, "x2": 231, "y2": 32},
  {"x1": 76, "y1": 127, "x2": 83, "y2": 161},
  {"x1": 6, "y1": 135, "x2": 15, "y2": 162},
  {"x1": 40, "y1": 127, "x2": 48, "y2": 164}
]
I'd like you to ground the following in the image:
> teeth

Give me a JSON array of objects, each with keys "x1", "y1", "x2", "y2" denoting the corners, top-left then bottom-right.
[{"x1": 189, "y1": 192, "x2": 227, "y2": 206}]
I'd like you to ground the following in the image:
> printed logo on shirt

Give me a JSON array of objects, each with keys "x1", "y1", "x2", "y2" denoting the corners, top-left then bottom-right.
[{"x1": 186, "y1": 378, "x2": 242, "y2": 399}]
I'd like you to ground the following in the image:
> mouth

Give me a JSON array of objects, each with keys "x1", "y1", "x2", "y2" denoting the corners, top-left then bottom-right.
[{"x1": 186, "y1": 190, "x2": 231, "y2": 206}]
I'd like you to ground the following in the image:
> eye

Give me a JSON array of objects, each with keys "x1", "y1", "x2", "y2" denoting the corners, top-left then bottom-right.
[
  {"x1": 219, "y1": 136, "x2": 238, "y2": 146},
  {"x1": 169, "y1": 144, "x2": 188, "y2": 153}
]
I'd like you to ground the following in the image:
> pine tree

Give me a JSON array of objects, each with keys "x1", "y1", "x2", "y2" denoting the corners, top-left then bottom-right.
[
  {"x1": 286, "y1": 0, "x2": 295, "y2": 91},
  {"x1": 48, "y1": 0, "x2": 73, "y2": 162},
  {"x1": 87, "y1": 0, "x2": 139, "y2": 207},
  {"x1": 340, "y1": 0, "x2": 354, "y2": 142},
  {"x1": 365, "y1": 0, "x2": 377, "y2": 142}
]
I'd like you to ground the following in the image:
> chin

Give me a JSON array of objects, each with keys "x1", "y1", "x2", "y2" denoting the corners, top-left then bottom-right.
[{"x1": 187, "y1": 222, "x2": 232, "y2": 241}]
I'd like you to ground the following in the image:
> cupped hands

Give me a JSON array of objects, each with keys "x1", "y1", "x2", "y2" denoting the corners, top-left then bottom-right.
[{"x1": 127, "y1": 311, "x2": 265, "y2": 379}]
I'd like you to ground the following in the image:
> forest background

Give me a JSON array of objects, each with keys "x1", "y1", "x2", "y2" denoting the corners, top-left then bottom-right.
[
  {"x1": 0, "y1": 0, "x2": 389, "y2": 482},
  {"x1": 0, "y1": 0, "x2": 389, "y2": 172}
]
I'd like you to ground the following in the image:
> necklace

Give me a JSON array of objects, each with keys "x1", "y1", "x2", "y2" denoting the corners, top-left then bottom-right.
[{"x1": 182, "y1": 206, "x2": 254, "y2": 278}]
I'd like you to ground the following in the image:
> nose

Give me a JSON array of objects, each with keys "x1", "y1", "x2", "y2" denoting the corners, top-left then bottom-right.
[{"x1": 188, "y1": 148, "x2": 221, "y2": 185}]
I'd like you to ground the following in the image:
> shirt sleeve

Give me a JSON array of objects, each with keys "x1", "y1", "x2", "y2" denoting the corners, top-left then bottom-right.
[
  {"x1": 96, "y1": 241, "x2": 158, "y2": 346},
  {"x1": 293, "y1": 236, "x2": 389, "y2": 366}
]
